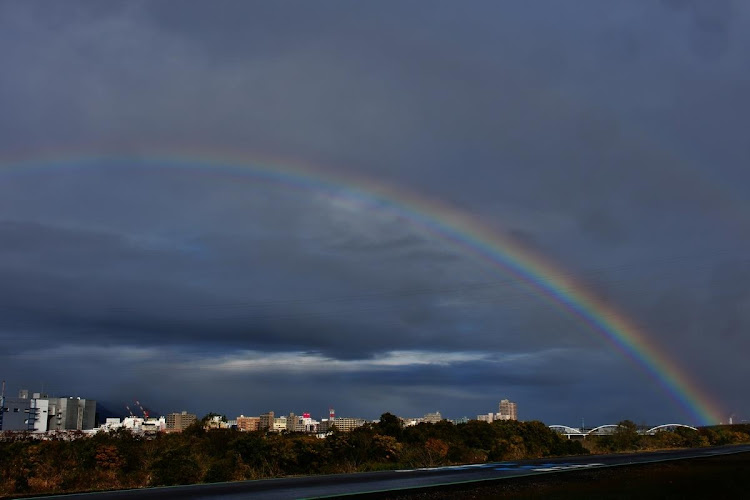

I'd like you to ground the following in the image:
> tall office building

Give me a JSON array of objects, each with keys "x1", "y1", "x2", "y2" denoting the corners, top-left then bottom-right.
[
  {"x1": 166, "y1": 411, "x2": 197, "y2": 432},
  {"x1": 498, "y1": 399, "x2": 518, "y2": 421},
  {"x1": 0, "y1": 391, "x2": 95, "y2": 431},
  {"x1": 48, "y1": 397, "x2": 97, "y2": 431},
  {"x1": 259, "y1": 411, "x2": 275, "y2": 430}
]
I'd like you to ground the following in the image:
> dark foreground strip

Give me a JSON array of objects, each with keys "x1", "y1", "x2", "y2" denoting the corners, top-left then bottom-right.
[
  {"x1": 313, "y1": 449, "x2": 750, "y2": 499},
  {"x1": 19, "y1": 445, "x2": 750, "y2": 500}
]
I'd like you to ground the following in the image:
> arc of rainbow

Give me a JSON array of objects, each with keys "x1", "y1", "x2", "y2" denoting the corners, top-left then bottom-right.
[{"x1": 1, "y1": 151, "x2": 724, "y2": 425}]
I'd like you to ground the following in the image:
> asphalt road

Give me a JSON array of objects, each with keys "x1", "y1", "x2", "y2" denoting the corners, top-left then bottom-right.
[{"x1": 29, "y1": 444, "x2": 750, "y2": 500}]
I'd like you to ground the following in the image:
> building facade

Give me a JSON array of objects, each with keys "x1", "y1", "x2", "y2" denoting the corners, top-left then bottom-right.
[
  {"x1": 236, "y1": 415, "x2": 260, "y2": 432},
  {"x1": 0, "y1": 396, "x2": 32, "y2": 431},
  {"x1": 423, "y1": 411, "x2": 442, "y2": 424},
  {"x1": 322, "y1": 417, "x2": 366, "y2": 433},
  {"x1": 259, "y1": 411, "x2": 275, "y2": 430},
  {"x1": 498, "y1": 399, "x2": 518, "y2": 421},
  {"x1": 272, "y1": 416, "x2": 287, "y2": 432},
  {"x1": 48, "y1": 397, "x2": 97, "y2": 431},
  {"x1": 0, "y1": 391, "x2": 95, "y2": 432},
  {"x1": 166, "y1": 411, "x2": 197, "y2": 432}
]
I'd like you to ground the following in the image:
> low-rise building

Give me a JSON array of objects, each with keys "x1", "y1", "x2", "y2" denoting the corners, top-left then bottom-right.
[
  {"x1": 272, "y1": 416, "x2": 287, "y2": 432},
  {"x1": 237, "y1": 415, "x2": 260, "y2": 432},
  {"x1": 423, "y1": 411, "x2": 442, "y2": 424},
  {"x1": 400, "y1": 417, "x2": 419, "y2": 427},
  {"x1": 323, "y1": 417, "x2": 366, "y2": 433},
  {"x1": 95, "y1": 416, "x2": 166, "y2": 434},
  {"x1": 205, "y1": 415, "x2": 231, "y2": 429}
]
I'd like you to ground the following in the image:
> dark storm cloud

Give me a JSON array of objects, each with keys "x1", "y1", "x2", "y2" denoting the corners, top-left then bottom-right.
[
  {"x1": 660, "y1": 0, "x2": 735, "y2": 61},
  {"x1": 0, "y1": 167, "x2": 568, "y2": 362},
  {"x1": 1, "y1": 0, "x2": 749, "y2": 423},
  {"x1": 1, "y1": 342, "x2": 611, "y2": 420}
]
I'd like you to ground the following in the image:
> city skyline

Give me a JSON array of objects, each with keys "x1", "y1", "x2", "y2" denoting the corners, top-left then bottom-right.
[
  {"x1": 1, "y1": 1, "x2": 749, "y2": 427},
  {"x1": 1, "y1": 384, "x2": 526, "y2": 433},
  {"x1": 5, "y1": 383, "x2": 729, "y2": 430},
  {"x1": 4, "y1": 384, "x2": 525, "y2": 423}
]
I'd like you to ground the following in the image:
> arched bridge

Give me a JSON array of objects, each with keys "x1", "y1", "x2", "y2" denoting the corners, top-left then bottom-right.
[
  {"x1": 548, "y1": 425, "x2": 584, "y2": 438},
  {"x1": 644, "y1": 424, "x2": 698, "y2": 435},
  {"x1": 586, "y1": 424, "x2": 620, "y2": 436},
  {"x1": 550, "y1": 423, "x2": 699, "y2": 439}
]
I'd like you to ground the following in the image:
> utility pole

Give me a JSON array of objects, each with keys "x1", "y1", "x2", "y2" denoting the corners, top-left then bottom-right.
[{"x1": 0, "y1": 380, "x2": 5, "y2": 431}]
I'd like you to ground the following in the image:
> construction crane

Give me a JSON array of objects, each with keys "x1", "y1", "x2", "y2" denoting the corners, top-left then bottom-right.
[{"x1": 135, "y1": 400, "x2": 149, "y2": 419}]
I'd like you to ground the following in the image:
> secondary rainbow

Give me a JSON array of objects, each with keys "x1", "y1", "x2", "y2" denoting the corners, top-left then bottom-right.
[{"x1": 1, "y1": 150, "x2": 725, "y2": 425}]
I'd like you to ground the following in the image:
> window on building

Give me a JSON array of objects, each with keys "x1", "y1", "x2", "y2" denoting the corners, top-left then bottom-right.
[{"x1": 13, "y1": 408, "x2": 19, "y2": 413}]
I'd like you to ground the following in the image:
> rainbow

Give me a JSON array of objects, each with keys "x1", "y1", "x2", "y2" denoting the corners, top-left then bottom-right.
[{"x1": 1, "y1": 150, "x2": 724, "y2": 425}]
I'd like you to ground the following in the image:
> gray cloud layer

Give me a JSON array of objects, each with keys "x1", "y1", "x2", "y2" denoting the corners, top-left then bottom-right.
[{"x1": 1, "y1": 0, "x2": 749, "y2": 425}]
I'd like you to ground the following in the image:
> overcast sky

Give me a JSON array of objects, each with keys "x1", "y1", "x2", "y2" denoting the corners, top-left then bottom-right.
[{"x1": 1, "y1": 0, "x2": 749, "y2": 426}]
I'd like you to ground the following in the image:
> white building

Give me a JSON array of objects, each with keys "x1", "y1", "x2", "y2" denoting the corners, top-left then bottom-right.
[
  {"x1": 30, "y1": 398, "x2": 50, "y2": 432},
  {"x1": 272, "y1": 416, "x2": 287, "y2": 432},
  {"x1": 498, "y1": 399, "x2": 518, "y2": 421},
  {"x1": 0, "y1": 391, "x2": 96, "y2": 432},
  {"x1": 97, "y1": 416, "x2": 166, "y2": 434},
  {"x1": 423, "y1": 412, "x2": 442, "y2": 424}
]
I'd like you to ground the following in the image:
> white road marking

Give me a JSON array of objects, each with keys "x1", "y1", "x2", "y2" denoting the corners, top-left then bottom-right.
[
  {"x1": 396, "y1": 462, "x2": 605, "y2": 473},
  {"x1": 532, "y1": 463, "x2": 604, "y2": 472}
]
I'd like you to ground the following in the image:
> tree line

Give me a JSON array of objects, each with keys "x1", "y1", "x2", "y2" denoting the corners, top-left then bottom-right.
[{"x1": 1, "y1": 415, "x2": 748, "y2": 498}]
